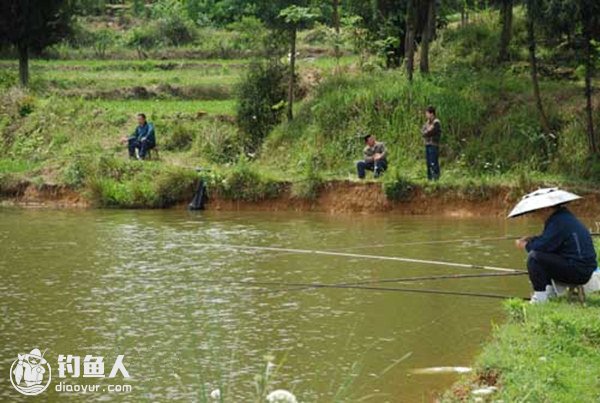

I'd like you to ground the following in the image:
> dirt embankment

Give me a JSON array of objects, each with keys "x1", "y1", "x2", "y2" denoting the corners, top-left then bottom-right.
[
  {"x1": 206, "y1": 181, "x2": 600, "y2": 217},
  {"x1": 0, "y1": 181, "x2": 88, "y2": 208},
  {"x1": 3, "y1": 180, "x2": 600, "y2": 217}
]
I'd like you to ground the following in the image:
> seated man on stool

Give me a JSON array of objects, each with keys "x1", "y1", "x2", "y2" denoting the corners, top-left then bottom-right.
[
  {"x1": 357, "y1": 134, "x2": 387, "y2": 179},
  {"x1": 509, "y1": 188, "x2": 598, "y2": 303},
  {"x1": 121, "y1": 113, "x2": 155, "y2": 160}
]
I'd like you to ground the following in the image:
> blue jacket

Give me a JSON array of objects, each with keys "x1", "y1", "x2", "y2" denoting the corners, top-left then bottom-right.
[
  {"x1": 131, "y1": 123, "x2": 155, "y2": 144},
  {"x1": 526, "y1": 207, "x2": 597, "y2": 268}
]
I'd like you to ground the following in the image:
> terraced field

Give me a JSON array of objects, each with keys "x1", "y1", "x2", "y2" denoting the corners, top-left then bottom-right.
[{"x1": 0, "y1": 54, "x2": 357, "y2": 202}]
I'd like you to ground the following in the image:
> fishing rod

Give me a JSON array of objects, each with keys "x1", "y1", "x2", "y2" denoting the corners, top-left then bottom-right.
[
  {"x1": 336, "y1": 232, "x2": 600, "y2": 252},
  {"x1": 193, "y1": 243, "x2": 525, "y2": 273},
  {"x1": 322, "y1": 271, "x2": 526, "y2": 287},
  {"x1": 253, "y1": 271, "x2": 528, "y2": 295},
  {"x1": 203, "y1": 279, "x2": 527, "y2": 300}
]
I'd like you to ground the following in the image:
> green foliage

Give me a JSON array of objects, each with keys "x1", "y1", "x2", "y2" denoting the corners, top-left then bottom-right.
[
  {"x1": 503, "y1": 298, "x2": 527, "y2": 323},
  {"x1": 61, "y1": 155, "x2": 89, "y2": 187},
  {"x1": 191, "y1": 120, "x2": 242, "y2": 164},
  {"x1": 151, "y1": 0, "x2": 197, "y2": 46},
  {"x1": 383, "y1": 170, "x2": 416, "y2": 201},
  {"x1": 0, "y1": 0, "x2": 73, "y2": 54},
  {"x1": 460, "y1": 295, "x2": 600, "y2": 402},
  {"x1": 261, "y1": 66, "x2": 586, "y2": 182},
  {"x1": 0, "y1": 69, "x2": 17, "y2": 90},
  {"x1": 226, "y1": 16, "x2": 267, "y2": 52},
  {"x1": 152, "y1": 166, "x2": 198, "y2": 207},
  {"x1": 291, "y1": 156, "x2": 323, "y2": 200},
  {"x1": 213, "y1": 159, "x2": 282, "y2": 201},
  {"x1": 436, "y1": 11, "x2": 502, "y2": 69},
  {"x1": 126, "y1": 25, "x2": 160, "y2": 56},
  {"x1": 162, "y1": 123, "x2": 195, "y2": 151},
  {"x1": 278, "y1": 5, "x2": 319, "y2": 28},
  {"x1": 91, "y1": 28, "x2": 115, "y2": 58},
  {"x1": 16, "y1": 95, "x2": 36, "y2": 117},
  {"x1": 236, "y1": 61, "x2": 286, "y2": 152},
  {"x1": 86, "y1": 161, "x2": 197, "y2": 208}
]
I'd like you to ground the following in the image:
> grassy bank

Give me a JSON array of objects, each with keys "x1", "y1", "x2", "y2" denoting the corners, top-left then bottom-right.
[
  {"x1": 1, "y1": 10, "x2": 599, "y2": 208},
  {"x1": 445, "y1": 241, "x2": 600, "y2": 402}
]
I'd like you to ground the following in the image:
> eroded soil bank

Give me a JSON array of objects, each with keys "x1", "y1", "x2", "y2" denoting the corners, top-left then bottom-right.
[{"x1": 3, "y1": 180, "x2": 600, "y2": 217}]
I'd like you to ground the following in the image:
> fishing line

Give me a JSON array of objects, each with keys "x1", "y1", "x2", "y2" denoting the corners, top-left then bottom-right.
[{"x1": 193, "y1": 242, "x2": 525, "y2": 273}]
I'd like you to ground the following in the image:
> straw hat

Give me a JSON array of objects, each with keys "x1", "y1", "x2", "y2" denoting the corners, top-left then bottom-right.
[
  {"x1": 507, "y1": 188, "x2": 581, "y2": 218},
  {"x1": 25, "y1": 348, "x2": 47, "y2": 365}
]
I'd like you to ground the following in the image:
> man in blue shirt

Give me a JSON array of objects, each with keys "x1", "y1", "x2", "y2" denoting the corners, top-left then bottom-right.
[
  {"x1": 121, "y1": 113, "x2": 155, "y2": 160},
  {"x1": 515, "y1": 205, "x2": 597, "y2": 303}
]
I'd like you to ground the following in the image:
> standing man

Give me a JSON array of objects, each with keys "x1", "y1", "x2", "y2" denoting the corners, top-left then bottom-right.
[
  {"x1": 422, "y1": 106, "x2": 441, "y2": 180},
  {"x1": 357, "y1": 134, "x2": 387, "y2": 179},
  {"x1": 121, "y1": 113, "x2": 156, "y2": 160}
]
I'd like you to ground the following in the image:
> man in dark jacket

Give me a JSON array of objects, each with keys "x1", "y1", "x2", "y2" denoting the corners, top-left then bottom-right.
[
  {"x1": 121, "y1": 113, "x2": 156, "y2": 160},
  {"x1": 356, "y1": 134, "x2": 387, "y2": 179},
  {"x1": 516, "y1": 206, "x2": 597, "y2": 303},
  {"x1": 421, "y1": 105, "x2": 441, "y2": 180}
]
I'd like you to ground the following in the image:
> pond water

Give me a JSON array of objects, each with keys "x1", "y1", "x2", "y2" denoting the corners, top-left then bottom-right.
[{"x1": 1, "y1": 207, "x2": 577, "y2": 402}]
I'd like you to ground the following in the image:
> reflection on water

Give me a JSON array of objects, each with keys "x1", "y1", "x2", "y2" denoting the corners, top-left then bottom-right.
[{"x1": 1, "y1": 207, "x2": 580, "y2": 401}]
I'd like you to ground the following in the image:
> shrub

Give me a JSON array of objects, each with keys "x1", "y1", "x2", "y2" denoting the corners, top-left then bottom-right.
[
  {"x1": 151, "y1": 0, "x2": 197, "y2": 46},
  {"x1": 126, "y1": 25, "x2": 160, "y2": 58},
  {"x1": 91, "y1": 29, "x2": 116, "y2": 58},
  {"x1": 17, "y1": 95, "x2": 36, "y2": 117},
  {"x1": 217, "y1": 160, "x2": 282, "y2": 201},
  {"x1": 61, "y1": 156, "x2": 89, "y2": 188},
  {"x1": 151, "y1": 166, "x2": 197, "y2": 207},
  {"x1": 191, "y1": 121, "x2": 242, "y2": 164},
  {"x1": 86, "y1": 176, "x2": 129, "y2": 207},
  {"x1": 163, "y1": 123, "x2": 195, "y2": 151},
  {"x1": 86, "y1": 164, "x2": 196, "y2": 208},
  {"x1": 382, "y1": 170, "x2": 415, "y2": 202},
  {"x1": 291, "y1": 156, "x2": 323, "y2": 200},
  {"x1": 236, "y1": 61, "x2": 287, "y2": 153},
  {"x1": 227, "y1": 16, "x2": 267, "y2": 52}
]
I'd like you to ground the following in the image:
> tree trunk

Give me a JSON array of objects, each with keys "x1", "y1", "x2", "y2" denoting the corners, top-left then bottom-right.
[
  {"x1": 499, "y1": 0, "x2": 513, "y2": 62},
  {"x1": 405, "y1": 0, "x2": 417, "y2": 81},
  {"x1": 526, "y1": 6, "x2": 551, "y2": 134},
  {"x1": 420, "y1": 0, "x2": 436, "y2": 74},
  {"x1": 461, "y1": 3, "x2": 469, "y2": 27},
  {"x1": 581, "y1": 2, "x2": 600, "y2": 154},
  {"x1": 332, "y1": 0, "x2": 340, "y2": 35},
  {"x1": 287, "y1": 28, "x2": 296, "y2": 122},
  {"x1": 18, "y1": 43, "x2": 29, "y2": 87},
  {"x1": 332, "y1": 0, "x2": 341, "y2": 69}
]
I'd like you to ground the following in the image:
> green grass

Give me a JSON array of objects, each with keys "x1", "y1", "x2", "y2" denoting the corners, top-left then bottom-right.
[
  {"x1": 1, "y1": 11, "x2": 599, "y2": 208},
  {"x1": 445, "y1": 294, "x2": 600, "y2": 402},
  {"x1": 93, "y1": 99, "x2": 236, "y2": 116},
  {"x1": 0, "y1": 158, "x2": 40, "y2": 174},
  {"x1": 259, "y1": 68, "x2": 599, "y2": 185},
  {"x1": 444, "y1": 242, "x2": 600, "y2": 402}
]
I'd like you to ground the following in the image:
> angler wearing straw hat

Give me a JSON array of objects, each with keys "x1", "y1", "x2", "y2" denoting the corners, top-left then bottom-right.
[{"x1": 508, "y1": 188, "x2": 598, "y2": 304}]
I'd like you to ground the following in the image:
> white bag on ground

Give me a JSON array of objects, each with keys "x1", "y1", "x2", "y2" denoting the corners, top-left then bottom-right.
[{"x1": 583, "y1": 269, "x2": 600, "y2": 294}]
